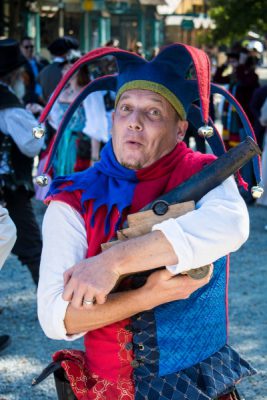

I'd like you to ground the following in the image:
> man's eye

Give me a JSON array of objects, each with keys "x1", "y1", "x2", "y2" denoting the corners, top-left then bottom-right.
[
  {"x1": 149, "y1": 109, "x2": 160, "y2": 116},
  {"x1": 121, "y1": 105, "x2": 130, "y2": 112}
]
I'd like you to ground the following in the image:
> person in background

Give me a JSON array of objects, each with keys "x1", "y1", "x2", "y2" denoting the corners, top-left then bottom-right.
[
  {"x1": 250, "y1": 85, "x2": 267, "y2": 151},
  {"x1": 83, "y1": 89, "x2": 109, "y2": 163},
  {"x1": 48, "y1": 62, "x2": 90, "y2": 176},
  {"x1": 20, "y1": 36, "x2": 46, "y2": 106},
  {"x1": 0, "y1": 205, "x2": 16, "y2": 354},
  {"x1": 0, "y1": 205, "x2": 16, "y2": 271},
  {"x1": 34, "y1": 38, "x2": 81, "y2": 201},
  {"x1": 0, "y1": 38, "x2": 44, "y2": 285},
  {"x1": 102, "y1": 38, "x2": 120, "y2": 74},
  {"x1": 133, "y1": 41, "x2": 144, "y2": 57},
  {"x1": 213, "y1": 48, "x2": 259, "y2": 203},
  {"x1": 37, "y1": 36, "x2": 79, "y2": 104},
  {"x1": 88, "y1": 40, "x2": 121, "y2": 159},
  {"x1": 256, "y1": 96, "x2": 267, "y2": 211},
  {"x1": 36, "y1": 58, "x2": 107, "y2": 202},
  {"x1": 214, "y1": 48, "x2": 259, "y2": 149}
]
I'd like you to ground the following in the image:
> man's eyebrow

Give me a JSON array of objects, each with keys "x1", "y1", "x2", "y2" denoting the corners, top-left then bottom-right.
[
  {"x1": 119, "y1": 94, "x2": 131, "y2": 101},
  {"x1": 149, "y1": 97, "x2": 164, "y2": 104}
]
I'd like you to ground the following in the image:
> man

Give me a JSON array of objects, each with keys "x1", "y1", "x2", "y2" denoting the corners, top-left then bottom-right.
[
  {"x1": 214, "y1": 48, "x2": 259, "y2": 150},
  {"x1": 0, "y1": 204, "x2": 16, "y2": 353},
  {"x1": 37, "y1": 36, "x2": 79, "y2": 103},
  {"x1": 38, "y1": 44, "x2": 256, "y2": 399},
  {"x1": 250, "y1": 85, "x2": 267, "y2": 151},
  {"x1": 20, "y1": 36, "x2": 46, "y2": 105},
  {"x1": 0, "y1": 38, "x2": 44, "y2": 285},
  {"x1": 0, "y1": 205, "x2": 16, "y2": 271},
  {"x1": 213, "y1": 48, "x2": 260, "y2": 204}
]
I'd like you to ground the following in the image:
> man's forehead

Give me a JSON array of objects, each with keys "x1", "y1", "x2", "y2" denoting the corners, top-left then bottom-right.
[{"x1": 119, "y1": 89, "x2": 165, "y2": 104}]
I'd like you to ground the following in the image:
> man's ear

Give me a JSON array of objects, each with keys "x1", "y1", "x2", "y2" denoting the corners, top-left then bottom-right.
[{"x1": 177, "y1": 120, "x2": 188, "y2": 142}]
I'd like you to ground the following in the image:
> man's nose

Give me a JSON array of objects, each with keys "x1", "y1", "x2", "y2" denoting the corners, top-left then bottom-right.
[{"x1": 128, "y1": 111, "x2": 143, "y2": 131}]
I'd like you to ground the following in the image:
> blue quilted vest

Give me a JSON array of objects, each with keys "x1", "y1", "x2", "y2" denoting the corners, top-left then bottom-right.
[{"x1": 126, "y1": 257, "x2": 255, "y2": 399}]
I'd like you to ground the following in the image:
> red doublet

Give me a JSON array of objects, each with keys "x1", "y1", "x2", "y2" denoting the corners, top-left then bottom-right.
[{"x1": 47, "y1": 143, "x2": 216, "y2": 399}]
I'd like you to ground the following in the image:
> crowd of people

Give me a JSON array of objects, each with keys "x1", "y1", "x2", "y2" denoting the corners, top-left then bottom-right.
[{"x1": 0, "y1": 33, "x2": 266, "y2": 400}]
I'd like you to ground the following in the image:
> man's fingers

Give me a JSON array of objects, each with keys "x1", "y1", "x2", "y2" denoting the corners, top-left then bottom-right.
[
  {"x1": 64, "y1": 284, "x2": 107, "y2": 309},
  {"x1": 149, "y1": 268, "x2": 174, "y2": 282},
  {"x1": 82, "y1": 293, "x2": 107, "y2": 308},
  {"x1": 95, "y1": 293, "x2": 107, "y2": 305},
  {"x1": 70, "y1": 287, "x2": 90, "y2": 309},
  {"x1": 178, "y1": 264, "x2": 214, "y2": 285},
  {"x1": 207, "y1": 263, "x2": 214, "y2": 279},
  {"x1": 63, "y1": 267, "x2": 74, "y2": 287},
  {"x1": 82, "y1": 296, "x2": 95, "y2": 309},
  {"x1": 62, "y1": 280, "x2": 75, "y2": 302}
]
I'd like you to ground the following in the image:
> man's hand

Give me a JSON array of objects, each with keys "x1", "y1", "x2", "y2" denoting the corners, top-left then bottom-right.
[
  {"x1": 62, "y1": 228, "x2": 213, "y2": 311},
  {"x1": 25, "y1": 102, "x2": 44, "y2": 116},
  {"x1": 139, "y1": 264, "x2": 214, "y2": 310},
  {"x1": 62, "y1": 254, "x2": 120, "y2": 309}
]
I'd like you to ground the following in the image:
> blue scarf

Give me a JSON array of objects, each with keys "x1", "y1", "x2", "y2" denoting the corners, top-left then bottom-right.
[{"x1": 48, "y1": 139, "x2": 138, "y2": 232}]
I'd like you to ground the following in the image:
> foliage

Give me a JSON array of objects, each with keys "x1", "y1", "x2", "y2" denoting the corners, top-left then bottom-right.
[{"x1": 207, "y1": 0, "x2": 267, "y2": 45}]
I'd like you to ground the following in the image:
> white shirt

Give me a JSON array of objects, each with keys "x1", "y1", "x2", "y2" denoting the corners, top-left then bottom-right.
[
  {"x1": 0, "y1": 107, "x2": 44, "y2": 158},
  {"x1": 83, "y1": 92, "x2": 109, "y2": 143},
  {"x1": 49, "y1": 90, "x2": 109, "y2": 142},
  {"x1": 38, "y1": 176, "x2": 249, "y2": 340},
  {"x1": 0, "y1": 206, "x2": 16, "y2": 270}
]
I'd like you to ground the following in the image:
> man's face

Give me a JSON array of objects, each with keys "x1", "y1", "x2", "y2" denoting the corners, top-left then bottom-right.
[
  {"x1": 20, "y1": 39, "x2": 34, "y2": 60},
  {"x1": 112, "y1": 89, "x2": 188, "y2": 170},
  {"x1": 11, "y1": 68, "x2": 26, "y2": 100}
]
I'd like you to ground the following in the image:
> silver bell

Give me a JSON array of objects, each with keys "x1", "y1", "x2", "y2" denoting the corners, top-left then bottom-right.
[
  {"x1": 251, "y1": 185, "x2": 264, "y2": 199},
  {"x1": 198, "y1": 125, "x2": 214, "y2": 138},
  {"x1": 32, "y1": 125, "x2": 45, "y2": 139},
  {"x1": 35, "y1": 174, "x2": 49, "y2": 187}
]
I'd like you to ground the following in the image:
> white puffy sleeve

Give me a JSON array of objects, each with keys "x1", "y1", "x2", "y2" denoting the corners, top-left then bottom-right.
[
  {"x1": 37, "y1": 201, "x2": 88, "y2": 340},
  {"x1": 0, "y1": 206, "x2": 16, "y2": 269},
  {"x1": 152, "y1": 176, "x2": 249, "y2": 274}
]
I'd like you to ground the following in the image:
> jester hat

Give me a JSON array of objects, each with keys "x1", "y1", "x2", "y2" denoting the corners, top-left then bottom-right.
[{"x1": 35, "y1": 43, "x2": 262, "y2": 194}]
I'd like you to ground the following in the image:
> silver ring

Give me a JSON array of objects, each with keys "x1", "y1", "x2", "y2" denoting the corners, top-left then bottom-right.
[{"x1": 83, "y1": 299, "x2": 94, "y2": 306}]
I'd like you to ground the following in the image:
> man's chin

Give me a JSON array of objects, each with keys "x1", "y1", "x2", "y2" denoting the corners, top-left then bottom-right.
[{"x1": 120, "y1": 160, "x2": 143, "y2": 170}]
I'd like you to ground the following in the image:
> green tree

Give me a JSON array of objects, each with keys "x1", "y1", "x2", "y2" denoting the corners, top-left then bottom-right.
[{"x1": 208, "y1": 0, "x2": 267, "y2": 45}]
